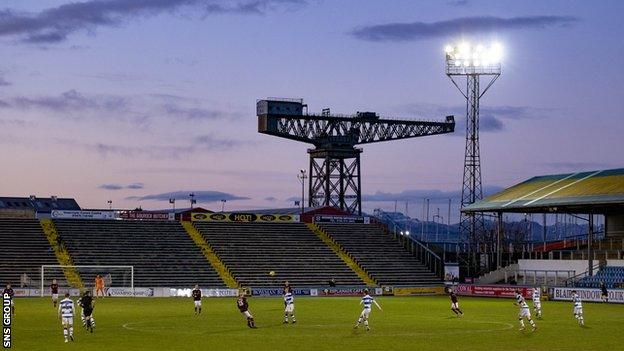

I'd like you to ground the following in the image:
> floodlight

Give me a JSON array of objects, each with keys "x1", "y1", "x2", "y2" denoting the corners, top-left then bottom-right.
[{"x1": 444, "y1": 41, "x2": 502, "y2": 75}]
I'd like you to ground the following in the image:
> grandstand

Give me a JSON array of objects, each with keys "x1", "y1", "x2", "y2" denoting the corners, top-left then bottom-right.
[
  {"x1": 576, "y1": 265, "x2": 624, "y2": 288},
  {"x1": 319, "y1": 223, "x2": 440, "y2": 286},
  {"x1": 0, "y1": 219, "x2": 58, "y2": 287},
  {"x1": 53, "y1": 219, "x2": 225, "y2": 288},
  {"x1": 194, "y1": 222, "x2": 365, "y2": 287}
]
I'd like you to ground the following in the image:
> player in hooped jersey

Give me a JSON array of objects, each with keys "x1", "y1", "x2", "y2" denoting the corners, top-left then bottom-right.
[
  {"x1": 237, "y1": 291, "x2": 256, "y2": 328},
  {"x1": 532, "y1": 287, "x2": 542, "y2": 318},
  {"x1": 283, "y1": 285, "x2": 296, "y2": 324},
  {"x1": 51, "y1": 279, "x2": 59, "y2": 308},
  {"x1": 192, "y1": 285, "x2": 202, "y2": 315},
  {"x1": 447, "y1": 288, "x2": 463, "y2": 316},
  {"x1": 571, "y1": 290, "x2": 584, "y2": 326},
  {"x1": 3, "y1": 283, "x2": 15, "y2": 315},
  {"x1": 58, "y1": 293, "x2": 75, "y2": 343},
  {"x1": 354, "y1": 289, "x2": 381, "y2": 331},
  {"x1": 514, "y1": 289, "x2": 537, "y2": 332}
]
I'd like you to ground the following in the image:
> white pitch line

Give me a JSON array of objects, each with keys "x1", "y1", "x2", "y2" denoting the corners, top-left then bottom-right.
[
  {"x1": 524, "y1": 170, "x2": 603, "y2": 207},
  {"x1": 502, "y1": 172, "x2": 579, "y2": 208}
]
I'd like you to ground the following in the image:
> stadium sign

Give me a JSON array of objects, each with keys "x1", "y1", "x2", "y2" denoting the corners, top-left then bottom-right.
[
  {"x1": 203, "y1": 289, "x2": 239, "y2": 297},
  {"x1": 552, "y1": 287, "x2": 624, "y2": 304},
  {"x1": 393, "y1": 286, "x2": 445, "y2": 296},
  {"x1": 191, "y1": 212, "x2": 300, "y2": 223},
  {"x1": 455, "y1": 284, "x2": 532, "y2": 298},
  {"x1": 118, "y1": 211, "x2": 174, "y2": 220},
  {"x1": 311, "y1": 287, "x2": 381, "y2": 297},
  {"x1": 313, "y1": 215, "x2": 370, "y2": 224},
  {"x1": 51, "y1": 210, "x2": 115, "y2": 220},
  {"x1": 251, "y1": 288, "x2": 311, "y2": 296},
  {"x1": 107, "y1": 288, "x2": 154, "y2": 297}
]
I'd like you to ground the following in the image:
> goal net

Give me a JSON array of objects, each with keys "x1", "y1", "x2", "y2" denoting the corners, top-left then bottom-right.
[{"x1": 40, "y1": 265, "x2": 134, "y2": 297}]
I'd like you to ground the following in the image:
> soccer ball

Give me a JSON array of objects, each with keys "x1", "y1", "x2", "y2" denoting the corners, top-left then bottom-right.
[{"x1": 269, "y1": 271, "x2": 276, "y2": 277}]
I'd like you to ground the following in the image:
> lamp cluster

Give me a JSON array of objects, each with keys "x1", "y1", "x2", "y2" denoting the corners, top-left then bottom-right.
[{"x1": 445, "y1": 42, "x2": 503, "y2": 68}]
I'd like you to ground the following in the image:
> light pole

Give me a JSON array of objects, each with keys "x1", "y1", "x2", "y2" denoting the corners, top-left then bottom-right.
[
  {"x1": 107, "y1": 200, "x2": 112, "y2": 210},
  {"x1": 189, "y1": 193, "x2": 196, "y2": 209},
  {"x1": 445, "y1": 41, "x2": 502, "y2": 273},
  {"x1": 433, "y1": 208, "x2": 443, "y2": 242},
  {"x1": 297, "y1": 169, "x2": 307, "y2": 215},
  {"x1": 220, "y1": 199, "x2": 227, "y2": 212},
  {"x1": 425, "y1": 198, "x2": 430, "y2": 242},
  {"x1": 169, "y1": 198, "x2": 176, "y2": 211}
]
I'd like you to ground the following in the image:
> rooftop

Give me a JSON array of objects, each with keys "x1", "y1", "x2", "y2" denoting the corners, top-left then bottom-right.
[{"x1": 462, "y1": 168, "x2": 624, "y2": 214}]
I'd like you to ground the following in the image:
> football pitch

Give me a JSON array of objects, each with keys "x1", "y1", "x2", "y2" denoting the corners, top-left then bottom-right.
[{"x1": 9, "y1": 295, "x2": 624, "y2": 350}]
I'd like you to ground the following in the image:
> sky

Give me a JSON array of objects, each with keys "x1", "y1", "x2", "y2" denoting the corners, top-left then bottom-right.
[{"x1": 0, "y1": 0, "x2": 623, "y2": 223}]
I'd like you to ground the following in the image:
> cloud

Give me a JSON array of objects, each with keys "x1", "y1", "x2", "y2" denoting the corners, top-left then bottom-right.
[
  {"x1": 99, "y1": 182, "x2": 144, "y2": 190},
  {"x1": 127, "y1": 182, "x2": 145, "y2": 189},
  {"x1": 0, "y1": 77, "x2": 10, "y2": 86},
  {"x1": 193, "y1": 134, "x2": 251, "y2": 150},
  {"x1": 351, "y1": 15, "x2": 578, "y2": 42},
  {"x1": 400, "y1": 103, "x2": 553, "y2": 135},
  {"x1": 0, "y1": 118, "x2": 27, "y2": 127},
  {"x1": 162, "y1": 103, "x2": 241, "y2": 121},
  {"x1": 0, "y1": 0, "x2": 306, "y2": 44},
  {"x1": 8, "y1": 89, "x2": 129, "y2": 113},
  {"x1": 127, "y1": 190, "x2": 250, "y2": 202},
  {"x1": 0, "y1": 90, "x2": 241, "y2": 125},
  {"x1": 264, "y1": 196, "x2": 278, "y2": 201},
  {"x1": 57, "y1": 135, "x2": 249, "y2": 159},
  {"x1": 455, "y1": 115, "x2": 503, "y2": 133},
  {"x1": 363, "y1": 186, "x2": 504, "y2": 202},
  {"x1": 447, "y1": 0, "x2": 469, "y2": 6}
]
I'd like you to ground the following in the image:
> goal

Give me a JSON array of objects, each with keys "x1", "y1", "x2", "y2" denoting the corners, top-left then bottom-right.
[{"x1": 40, "y1": 265, "x2": 134, "y2": 297}]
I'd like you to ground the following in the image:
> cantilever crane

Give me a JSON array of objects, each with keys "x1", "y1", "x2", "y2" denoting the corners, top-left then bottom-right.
[{"x1": 257, "y1": 98, "x2": 455, "y2": 215}]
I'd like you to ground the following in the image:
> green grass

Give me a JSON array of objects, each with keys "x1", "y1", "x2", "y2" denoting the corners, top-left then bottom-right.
[{"x1": 9, "y1": 296, "x2": 624, "y2": 350}]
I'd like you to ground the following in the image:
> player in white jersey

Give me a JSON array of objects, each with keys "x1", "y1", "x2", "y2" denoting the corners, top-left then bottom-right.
[
  {"x1": 571, "y1": 290, "x2": 584, "y2": 326},
  {"x1": 532, "y1": 287, "x2": 542, "y2": 318},
  {"x1": 283, "y1": 286, "x2": 296, "y2": 324},
  {"x1": 58, "y1": 293, "x2": 75, "y2": 343},
  {"x1": 514, "y1": 290, "x2": 537, "y2": 332},
  {"x1": 354, "y1": 289, "x2": 381, "y2": 331}
]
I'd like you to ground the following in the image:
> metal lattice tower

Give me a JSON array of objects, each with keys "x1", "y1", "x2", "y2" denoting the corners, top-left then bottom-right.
[
  {"x1": 257, "y1": 98, "x2": 455, "y2": 214},
  {"x1": 445, "y1": 43, "x2": 501, "y2": 267}
]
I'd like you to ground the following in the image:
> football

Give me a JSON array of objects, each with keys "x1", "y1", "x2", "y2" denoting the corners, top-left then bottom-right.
[{"x1": 269, "y1": 270, "x2": 276, "y2": 276}]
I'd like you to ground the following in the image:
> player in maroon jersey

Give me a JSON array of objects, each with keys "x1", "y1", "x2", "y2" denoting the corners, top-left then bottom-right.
[
  {"x1": 236, "y1": 291, "x2": 256, "y2": 328},
  {"x1": 192, "y1": 284, "x2": 202, "y2": 315},
  {"x1": 51, "y1": 279, "x2": 60, "y2": 307},
  {"x1": 3, "y1": 283, "x2": 15, "y2": 315},
  {"x1": 447, "y1": 287, "x2": 463, "y2": 316}
]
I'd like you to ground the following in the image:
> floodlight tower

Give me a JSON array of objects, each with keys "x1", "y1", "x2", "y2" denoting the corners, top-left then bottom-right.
[{"x1": 445, "y1": 42, "x2": 502, "y2": 271}]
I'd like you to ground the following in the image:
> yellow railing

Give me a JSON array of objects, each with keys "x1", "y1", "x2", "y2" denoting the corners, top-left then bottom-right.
[
  {"x1": 181, "y1": 221, "x2": 239, "y2": 288},
  {"x1": 40, "y1": 219, "x2": 84, "y2": 289},
  {"x1": 307, "y1": 223, "x2": 377, "y2": 286}
]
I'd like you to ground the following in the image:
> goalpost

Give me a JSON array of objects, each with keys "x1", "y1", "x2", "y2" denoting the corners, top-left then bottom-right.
[{"x1": 40, "y1": 265, "x2": 134, "y2": 297}]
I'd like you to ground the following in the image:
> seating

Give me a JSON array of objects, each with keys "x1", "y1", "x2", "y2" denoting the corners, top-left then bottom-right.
[
  {"x1": 194, "y1": 222, "x2": 364, "y2": 287},
  {"x1": 53, "y1": 220, "x2": 224, "y2": 288},
  {"x1": 319, "y1": 223, "x2": 440, "y2": 286},
  {"x1": 576, "y1": 266, "x2": 624, "y2": 288},
  {"x1": 0, "y1": 219, "x2": 58, "y2": 287}
]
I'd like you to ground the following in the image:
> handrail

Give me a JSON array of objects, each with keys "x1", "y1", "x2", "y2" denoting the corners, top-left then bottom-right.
[
  {"x1": 405, "y1": 235, "x2": 442, "y2": 261},
  {"x1": 374, "y1": 210, "x2": 444, "y2": 279},
  {"x1": 563, "y1": 262, "x2": 601, "y2": 287}
]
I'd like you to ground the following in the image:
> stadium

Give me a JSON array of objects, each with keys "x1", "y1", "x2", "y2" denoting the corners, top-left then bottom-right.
[{"x1": 2, "y1": 1, "x2": 624, "y2": 351}]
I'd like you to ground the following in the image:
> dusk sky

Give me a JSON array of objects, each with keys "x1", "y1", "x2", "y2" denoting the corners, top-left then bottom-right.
[{"x1": 1, "y1": 0, "x2": 623, "y2": 222}]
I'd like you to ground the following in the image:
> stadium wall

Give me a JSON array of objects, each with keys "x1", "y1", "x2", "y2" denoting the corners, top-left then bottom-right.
[{"x1": 518, "y1": 259, "x2": 588, "y2": 276}]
